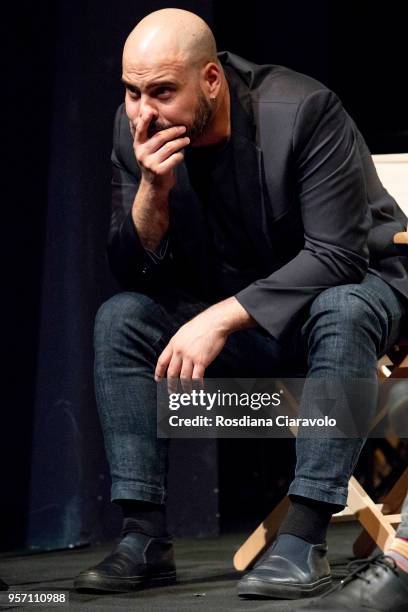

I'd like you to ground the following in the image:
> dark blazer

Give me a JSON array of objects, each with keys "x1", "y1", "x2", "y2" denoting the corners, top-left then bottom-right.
[{"x1": 108, "y1": 51, "x2": 408, "y2": 341}]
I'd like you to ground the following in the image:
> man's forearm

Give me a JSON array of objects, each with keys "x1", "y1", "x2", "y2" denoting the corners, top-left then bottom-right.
[
  {"x1": 131, "y1": 179, "x2": 170, "y2": 252},
  {"x1": 204, "y1": 296, "x2": 258, "y2": 335}
]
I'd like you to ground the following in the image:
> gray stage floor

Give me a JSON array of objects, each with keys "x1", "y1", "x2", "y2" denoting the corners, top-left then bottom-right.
[{"x1": 0, "y1": 523, "x2": 363, "y2": 611}]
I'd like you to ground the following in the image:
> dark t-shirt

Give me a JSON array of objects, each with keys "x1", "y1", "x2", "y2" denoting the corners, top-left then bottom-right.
[{"x1": 184, "y1": 139, "x2": 258, "y2": 300}]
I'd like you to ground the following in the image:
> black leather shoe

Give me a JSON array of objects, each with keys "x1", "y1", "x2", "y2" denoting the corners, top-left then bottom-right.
[
  {"x1": 74, "y1": 532, "x2": 177, "y2": 592},
  {"x1": 237, "y1": 533, "x2": 332, "y2": 599},
  {"x1": 296, "y1": 554, "x2": 408, "y2": 611},
  {"x1": 0, "y1": 578, "x2": 8, "y2": 591}
]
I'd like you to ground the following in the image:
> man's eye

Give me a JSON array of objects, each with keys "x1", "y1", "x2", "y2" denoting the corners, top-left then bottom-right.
[
  {"x1": 127, "y1": 89, "x2": 140, "y2": 99},
  {"x1": 156, "y1": 88, "x2": 172, "y2": 98}
]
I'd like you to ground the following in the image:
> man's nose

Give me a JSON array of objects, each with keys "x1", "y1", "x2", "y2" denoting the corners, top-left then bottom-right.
[{"x1": 139, "y1": 95, "x2": 158, "y2": 118}]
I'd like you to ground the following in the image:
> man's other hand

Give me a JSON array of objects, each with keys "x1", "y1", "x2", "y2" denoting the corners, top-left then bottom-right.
[
  {"x1": 154, "y1": 296, "x2": 256, "y2": 389},
  {"x1": 155, "y1": 309, "x2": 228, "y2": 387}
]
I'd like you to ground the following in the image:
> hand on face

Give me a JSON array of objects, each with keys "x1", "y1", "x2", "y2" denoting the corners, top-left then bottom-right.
[{"x1": 130, "y1": 110, "x2": 190, "y2": 191}]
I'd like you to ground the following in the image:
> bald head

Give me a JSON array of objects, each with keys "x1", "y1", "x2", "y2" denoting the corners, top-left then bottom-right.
[
  {"x1": 123, "y1": 8, "x2": 218, "y2": 69},
  {"x1": 122, "y1": 9, "x2": 229, "y2": 147}
]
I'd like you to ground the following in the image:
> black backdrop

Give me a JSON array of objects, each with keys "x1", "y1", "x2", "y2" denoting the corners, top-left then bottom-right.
[{"x1": 3, "y1": 0, "x2": 407, "y2": 551}]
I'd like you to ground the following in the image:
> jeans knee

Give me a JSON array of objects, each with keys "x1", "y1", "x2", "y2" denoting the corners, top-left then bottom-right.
[
  {"x1": 94, "y1": 292, "x2": 160, "y2": 345},
  {"x1": 303, "y1": 285, "x2": 384, "y2": 363},
  {"x1": 308, "y1": 284, "x2": 374, "y2": 329}
]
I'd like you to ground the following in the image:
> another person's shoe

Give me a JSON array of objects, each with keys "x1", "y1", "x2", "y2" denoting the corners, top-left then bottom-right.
[
  {"x1": 0, "y1": 578, "x2": 8, "y2": 590},
  {"x1": 236, "y1": 533, "x2": 332, "y2": 599},
  {"x1": 74, "y1": 532, "x2": 176, "y2": 592},
  {"x1": 296, "y1": 554, "x2": 408, "y2": 611}
]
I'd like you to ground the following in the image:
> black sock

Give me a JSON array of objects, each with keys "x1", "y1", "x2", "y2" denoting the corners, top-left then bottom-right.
[
  {"x1": 278, "y1": 495, "x2": 342, "y2": 544},
  {"x1": 118, "y1": 500, "x2": 168, "y2": 538}
]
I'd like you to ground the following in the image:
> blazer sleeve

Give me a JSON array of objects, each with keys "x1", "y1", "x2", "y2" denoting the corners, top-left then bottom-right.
[
  {"x1": 235, "y1": 89, "x2": 371, "y2": 341},
  {"x1": 355, "y1": 128, "x2": 407, "y2": 260},
  {"x1": 107, "y1": 105, "x2": 171, "y2": 289}
]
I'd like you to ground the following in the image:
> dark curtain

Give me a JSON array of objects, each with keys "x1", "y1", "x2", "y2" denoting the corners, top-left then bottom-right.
[{"x1": 3, "y1": 0, "x2": 407, "y2": 551}]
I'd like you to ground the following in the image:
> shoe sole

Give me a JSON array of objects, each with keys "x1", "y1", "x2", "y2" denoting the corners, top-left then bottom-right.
[
  {"x1": 237, "y1": 576, "x2": 332, "y2": 600},
  {"x1": 74, "y1": 570, "x2": 177, "y2": 593}
]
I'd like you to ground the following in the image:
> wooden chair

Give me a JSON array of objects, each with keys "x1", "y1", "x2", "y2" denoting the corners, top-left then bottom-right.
[{"x1": 233, "y1": 153, "x2": 408, "y2": 571}]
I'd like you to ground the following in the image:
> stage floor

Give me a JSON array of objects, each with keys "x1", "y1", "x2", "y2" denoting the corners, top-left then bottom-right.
[{"x1": 1, "y1": 523, "x2": 364, "y2": 611}]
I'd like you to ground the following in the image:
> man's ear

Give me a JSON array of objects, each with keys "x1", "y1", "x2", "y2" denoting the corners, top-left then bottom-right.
[{"x1": 202, "y1": 62, "x2": 222, "y2": 99}]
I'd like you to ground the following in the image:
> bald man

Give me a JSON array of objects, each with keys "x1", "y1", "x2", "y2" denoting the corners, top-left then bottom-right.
[{"x1": 74, "y1": 8, "x2": 408, "y2": 600}]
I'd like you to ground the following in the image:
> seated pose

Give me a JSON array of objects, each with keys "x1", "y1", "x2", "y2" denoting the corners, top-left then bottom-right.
[{"x1": 74, "y1": 8, "x2": 408, "y2": 601}]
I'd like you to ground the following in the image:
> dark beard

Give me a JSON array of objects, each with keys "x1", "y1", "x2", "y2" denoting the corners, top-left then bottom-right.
[
  {"x1": 185, "y1": 92, "x2": 213, "y2": 143},
  {"x1": 147, "y1": 92, "x2": 213, "y2": 142}
]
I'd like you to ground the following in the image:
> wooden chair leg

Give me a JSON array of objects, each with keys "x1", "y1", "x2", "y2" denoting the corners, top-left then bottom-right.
[
  {"x1": 233, "y1": 496, "x2": 290, "y2": 571},
  {"x1": 346, "y1": 476, "x2": 396, "y2": 556},
  {"x1": 353, "y1": 467, "x2": 408, "y2": 557}
]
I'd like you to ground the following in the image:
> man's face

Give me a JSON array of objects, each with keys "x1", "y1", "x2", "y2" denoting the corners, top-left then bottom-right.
[{"x1": 122, "y1": 56, "x2": 213, "y2": 144}]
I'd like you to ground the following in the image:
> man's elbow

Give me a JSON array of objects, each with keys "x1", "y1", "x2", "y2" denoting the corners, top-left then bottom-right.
[{"x1": 307, "y1": 238, "x2": 369, "y2": 284}]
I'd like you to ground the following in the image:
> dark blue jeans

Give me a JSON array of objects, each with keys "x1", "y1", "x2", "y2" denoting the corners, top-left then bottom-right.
[{"x1": 94, "y1": 273, "x2": 405, "y2": 509}]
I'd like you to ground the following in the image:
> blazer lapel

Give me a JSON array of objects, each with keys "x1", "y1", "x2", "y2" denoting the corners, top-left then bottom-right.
[{"x1": 229, "y1": 84, "x2": 275, "y2": 269}]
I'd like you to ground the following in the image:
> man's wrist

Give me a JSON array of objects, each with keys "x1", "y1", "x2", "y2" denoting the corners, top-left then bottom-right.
[
  {"x1": 209, "y1": 296, "x2": 257, "y2": 335},
  {"x1": 138, "y1": 176, "x2": 171, "y2": 202},
  {"x1": 139, "y1": 173, "x2": 174, "y2": 197}
]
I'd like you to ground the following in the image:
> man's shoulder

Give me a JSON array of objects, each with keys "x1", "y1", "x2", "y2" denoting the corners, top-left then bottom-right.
[{"x1": 219, "y1": 50, "x2": 329, "y2": 106}]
